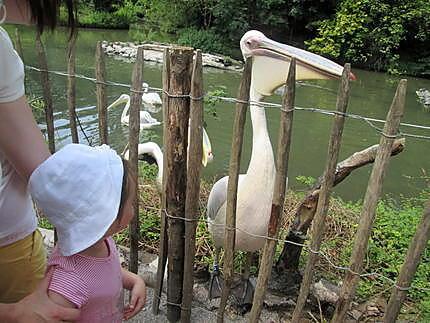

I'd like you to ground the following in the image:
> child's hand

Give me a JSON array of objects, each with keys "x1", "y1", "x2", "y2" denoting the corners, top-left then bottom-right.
[{"x1": 123, "y1": 274, "x2": 146, "y2": 320}]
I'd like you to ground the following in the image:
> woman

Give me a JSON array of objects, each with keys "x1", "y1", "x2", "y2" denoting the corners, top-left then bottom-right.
[{"x1": 0, "y1": 0, "x2": 80, "y2": 321}]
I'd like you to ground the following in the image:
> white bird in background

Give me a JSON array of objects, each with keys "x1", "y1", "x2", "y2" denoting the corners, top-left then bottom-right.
[
  {"x1": 206, "y1": 30, "x2": 356, "y2": 304},
  {"x1": 124, "y1": 142, "x2": 164, "y2": 188},
  {"x1": 141, "y1": 82, "x2": 163, "y2": 113},
  {"x1": 107, "y1": 93, "x2": 161, "y2": 130},
  {"x1": 124, "y1": 136, "x2": 213, "y2": 190}
]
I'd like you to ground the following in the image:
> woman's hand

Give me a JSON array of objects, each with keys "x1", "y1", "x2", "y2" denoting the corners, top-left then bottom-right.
[
  {"x1": 122, "y1": 269, "x2": 146, "y2": 320},
  {"x1": 0, "y1": 269, "x2": 80, "y2": 322}
]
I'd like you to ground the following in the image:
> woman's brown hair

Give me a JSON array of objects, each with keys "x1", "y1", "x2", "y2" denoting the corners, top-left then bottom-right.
[{"x1": 26, "y1": 0, "x2": 77, "y2": 34}]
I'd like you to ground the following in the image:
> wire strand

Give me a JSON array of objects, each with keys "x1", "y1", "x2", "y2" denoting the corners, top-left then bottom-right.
[
  {"x1": 25, "y1": 65, "x2": 430, "y2": 141},
  {"x1": 158, "y1": 207, "x2": 430, "y2": 293}
]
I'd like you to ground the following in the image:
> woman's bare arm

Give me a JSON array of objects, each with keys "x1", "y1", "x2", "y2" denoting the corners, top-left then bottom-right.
[{"x1": 0, "y1": 95, "x2": 50, "y2": 181}]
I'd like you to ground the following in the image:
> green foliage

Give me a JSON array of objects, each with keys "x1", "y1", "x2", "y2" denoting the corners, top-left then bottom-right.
[
  {"x1": 339, "y1": 192, "x2": 430, "y2": 319},
  {"x1": 38, "y1": 216, "x2": 54, "y2": 230},
  {"x1": 204, "y1": 86, "x2": 228, "y2": 120},
  {"x1": 138, "y1": 0, "x2": 192, "y2": 34},
  {"x1": 67, "y1": 0, "x2": 145, "y2": 28},
  {"x1": 296, "y1": 175, "x2": 316, "y2": 187},
  {"x1": 177, "y1": 28, "x2": 227, "y2": 55},
  {"x1": 306, "y1": 0, "x2": 430, "y2": 74},
  {"x1": 138, "y1": 161, "x2": 158, "y2": 181},
  {"x1": 68, "y1": 0, "x2": 430, "y2": 76},
  {"x1": 28, "y1": 96, "x2": 46, "y2": 123}
]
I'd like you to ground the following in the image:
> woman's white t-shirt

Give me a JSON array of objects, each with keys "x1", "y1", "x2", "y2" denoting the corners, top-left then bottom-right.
[{"x1": 0, "y1": 26, "x2": 37, "y2": 246}]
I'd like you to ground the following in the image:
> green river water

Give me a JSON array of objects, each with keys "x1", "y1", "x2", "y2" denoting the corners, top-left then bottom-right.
[{"x1": 5, "y1": 25, "x2": 430, "y2": 201}]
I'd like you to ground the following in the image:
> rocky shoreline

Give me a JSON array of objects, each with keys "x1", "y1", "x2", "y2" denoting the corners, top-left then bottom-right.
[{"x1": 101, "y1": 41, "x2": 243, "y2": 71}]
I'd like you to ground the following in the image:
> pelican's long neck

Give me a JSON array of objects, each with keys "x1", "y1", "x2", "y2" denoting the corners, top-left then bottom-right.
[
  {"x1": 137, "y1": 143, "x2": 164, "y2": 189},
  {"x1": 121, "y1": 98, "x2": 130, "y2": 124},
  {"x1": 154, "y1": 152, "x2": 163, "y2": 188},
  {"x1": 246, "y1": 87, "x2": 275, "y2": 179}
]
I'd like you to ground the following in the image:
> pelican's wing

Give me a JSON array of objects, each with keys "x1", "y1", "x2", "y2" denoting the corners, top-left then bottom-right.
[
  {"x1": 142, "y1": 92, "x2": 162, "y2": 106},
  {"x1": 207, "y1": 176, "x2": 229, "y2": 221},
  {"x1": 140, "y1": 111, "x2": 159, "y2": 124},
  {"x1": 207, "y1": 175, "x2": 245, "y2": 221}
]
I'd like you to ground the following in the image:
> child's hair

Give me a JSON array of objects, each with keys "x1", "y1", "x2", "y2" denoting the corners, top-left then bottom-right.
[
  {"x1": 26, "y1": 0, "x2": 77, "y2": 34},
  {"x1": 117, "y1": 158, "x2": 131, "y2": 222}
]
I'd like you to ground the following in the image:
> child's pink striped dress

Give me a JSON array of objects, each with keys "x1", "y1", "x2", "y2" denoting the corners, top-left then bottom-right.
[{"x1": 47, "y1": 237, "x2": 123, "y2": 323}]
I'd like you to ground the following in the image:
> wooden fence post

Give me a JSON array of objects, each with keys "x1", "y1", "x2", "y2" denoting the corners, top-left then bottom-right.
[
  {"x1": 383, "y1": 201, "x2": 430, "y2": 322},
  {"x1": 292, "y1": 64, "x2": 352, "y2": 321},
  {"x1": 35, "y1": 32, "x2": 55, "y2": 154},
  {"x1": 152, "y1": 48, "x2": 170, "y2": 315},
  {"x1": 217, "y1": 59, "x2": 252, "y2": 323},
  {"x1": 275, "y1": 138, "x2": 406, "y2": 274},
  {"x1": 181, "y1": 50, "x2": 204, "y2": 323},
  {"x1": 249, "y1": 59, "x2": 296, "y2": 322},
  {"x1": 166, "y1": 47, "x2": 193, "y2": 322},
  {"x1": 67, "y1": 32, "x2": 79, "y2": 143},
  {"x1": 95, "y1": 41, "x2": 108, "y2": 145},
  {"x1": 332, "y1": 79, "x2": 407, "y2": 323},
  {"x1": 127, "y1": 47, "x2": 144, "y2": 274}
]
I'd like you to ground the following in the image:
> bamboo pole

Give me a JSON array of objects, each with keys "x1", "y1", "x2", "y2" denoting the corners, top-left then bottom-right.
[
  {"x1": 249, "y1": 59, "x2": 296, "y2": 322},
  {"x1": 383, "y1": 201, "x2": 430, "y2": 323},
  {"x1": 67, "y1": 32, "x2": 79, "y2": 143},
  {"x1": 332, "y1": 79, "x2": 407, "y2": 323},
  {"x1": 14, "y1": 28, "x2": 24, "y2": 61},
  {"x1": 181, "y1": 50, "x2": 204, "y2": 323},
  {"x1": 128, "y1": 47, "x2": 144, "y2": 274},
  {"x1": 217, "y1": 59, "x2": 252, "y2": 323},
  {"x1": 152, "y1": 48, "x2": 171, "y2": 315},
  {"x1": 35, "y1": 32, "x2": 55, "y2": 154},
  {"x1": 95, "y1": 41, "x2": 108, "y2": 145},
  {"x1": 166, "y1": 47, "x2": 193, "y2": 322},
  {"x1": 292, "y1": 64, "x2": 352, "y2": 321}
]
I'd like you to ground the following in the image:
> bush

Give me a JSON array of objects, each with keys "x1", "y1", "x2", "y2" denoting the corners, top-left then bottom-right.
[
  {"x1": 306, "y1": 0, "x2": 430, "y2": 74},
  {"x1": 341, "y1": 192, "x2": 430, "y2": 320},
  {"x1": 177, "y1": 28, "x2": 227, "y2": 55}
]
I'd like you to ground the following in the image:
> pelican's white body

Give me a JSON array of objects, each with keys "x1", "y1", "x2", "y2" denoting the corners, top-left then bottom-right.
[
  {"x1": 207, "y1": 91, "x2": 276, "y2": 252},
  {"x1": 107, "y1": 93, "x2": 161, "y2": 129},
  {"x1": 207, "y1": 30, "x2": 348, "y2": 254}
]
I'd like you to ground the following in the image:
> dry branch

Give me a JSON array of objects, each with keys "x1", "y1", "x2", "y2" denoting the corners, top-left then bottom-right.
[{"x1": 276, "y1": 138, "x2": 405, "y2": 272}]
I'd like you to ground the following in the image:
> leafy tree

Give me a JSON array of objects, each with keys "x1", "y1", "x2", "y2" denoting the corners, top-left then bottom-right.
[{"x1": 306, "y1": 0, "x2": 430, "y2": 74}]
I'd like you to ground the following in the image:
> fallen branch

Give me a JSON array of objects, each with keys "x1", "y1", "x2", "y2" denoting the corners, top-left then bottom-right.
[{"x1": 275, "y1": 138, "x2": 405, "y2": 272}]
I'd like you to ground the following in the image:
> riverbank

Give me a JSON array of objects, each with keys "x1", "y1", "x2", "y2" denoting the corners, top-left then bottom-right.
[
  {"x1": 60, "y1": 1, "x2": 430, "y2": 79},
  {"x1": 101, "y1": 41, "x2": 243, "y2": 71}
]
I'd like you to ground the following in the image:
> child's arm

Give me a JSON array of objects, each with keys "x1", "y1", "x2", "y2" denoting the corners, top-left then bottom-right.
[
  {"x1": 47, "y1": 290, "x2": 77, "y2": 323},
  {"x1": 48, "y1": 290, "x2": 78, "y2": 309},
  {"x1": 122, "y1": 268, "x2": 146, "y2": 320}
]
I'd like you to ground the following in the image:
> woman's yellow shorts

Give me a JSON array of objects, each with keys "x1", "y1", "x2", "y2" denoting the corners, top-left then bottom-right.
[{"x1": 0, "y1": 230, "x2": 46, "y2": 303}]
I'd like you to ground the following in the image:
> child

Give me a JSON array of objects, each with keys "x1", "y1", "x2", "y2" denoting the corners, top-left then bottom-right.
[{"x1": 28, "y1": 143, "x2": 146, "y2": 322}]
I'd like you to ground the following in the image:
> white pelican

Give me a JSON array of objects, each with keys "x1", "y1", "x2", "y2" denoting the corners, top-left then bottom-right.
[
  {"x1": 107, "y1": 93, "x2": 161, "y2": 130},
  {"x1": 207, "y1": 30, "x2": 355, "y2": 303},
  {"x1": 142, "y1": 82, "x2": 162, "y2": 113},
  {"x1": 124, "y1": 142, "x2": 164, "y2": 188},
  {"x1": 124, "y1": 134, "x2": 213, "y2": 189}
]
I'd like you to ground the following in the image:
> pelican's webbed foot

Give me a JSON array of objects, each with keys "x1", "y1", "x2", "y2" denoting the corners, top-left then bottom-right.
[
  {"x1": 208, "y1": 267, "x2": 223, "y2": 300},
  {"x1": 231, "y1": 278, "x2": 254, "y2": 306}
]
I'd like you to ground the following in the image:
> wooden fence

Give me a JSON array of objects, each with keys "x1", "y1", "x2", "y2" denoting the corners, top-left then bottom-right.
[{"x1": 20, "y1": 29, "x2": 430, "y2": 323}]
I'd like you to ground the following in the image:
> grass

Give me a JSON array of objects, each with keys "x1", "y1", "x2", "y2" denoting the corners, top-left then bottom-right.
[{"x1": 37, "y1": 161, "x2": 430, "y2": 320}]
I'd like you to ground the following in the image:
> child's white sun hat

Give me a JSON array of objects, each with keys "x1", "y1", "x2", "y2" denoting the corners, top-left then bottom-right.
[{"x1": 29, "y1": 144, "x2": 124, "y2": 256}]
